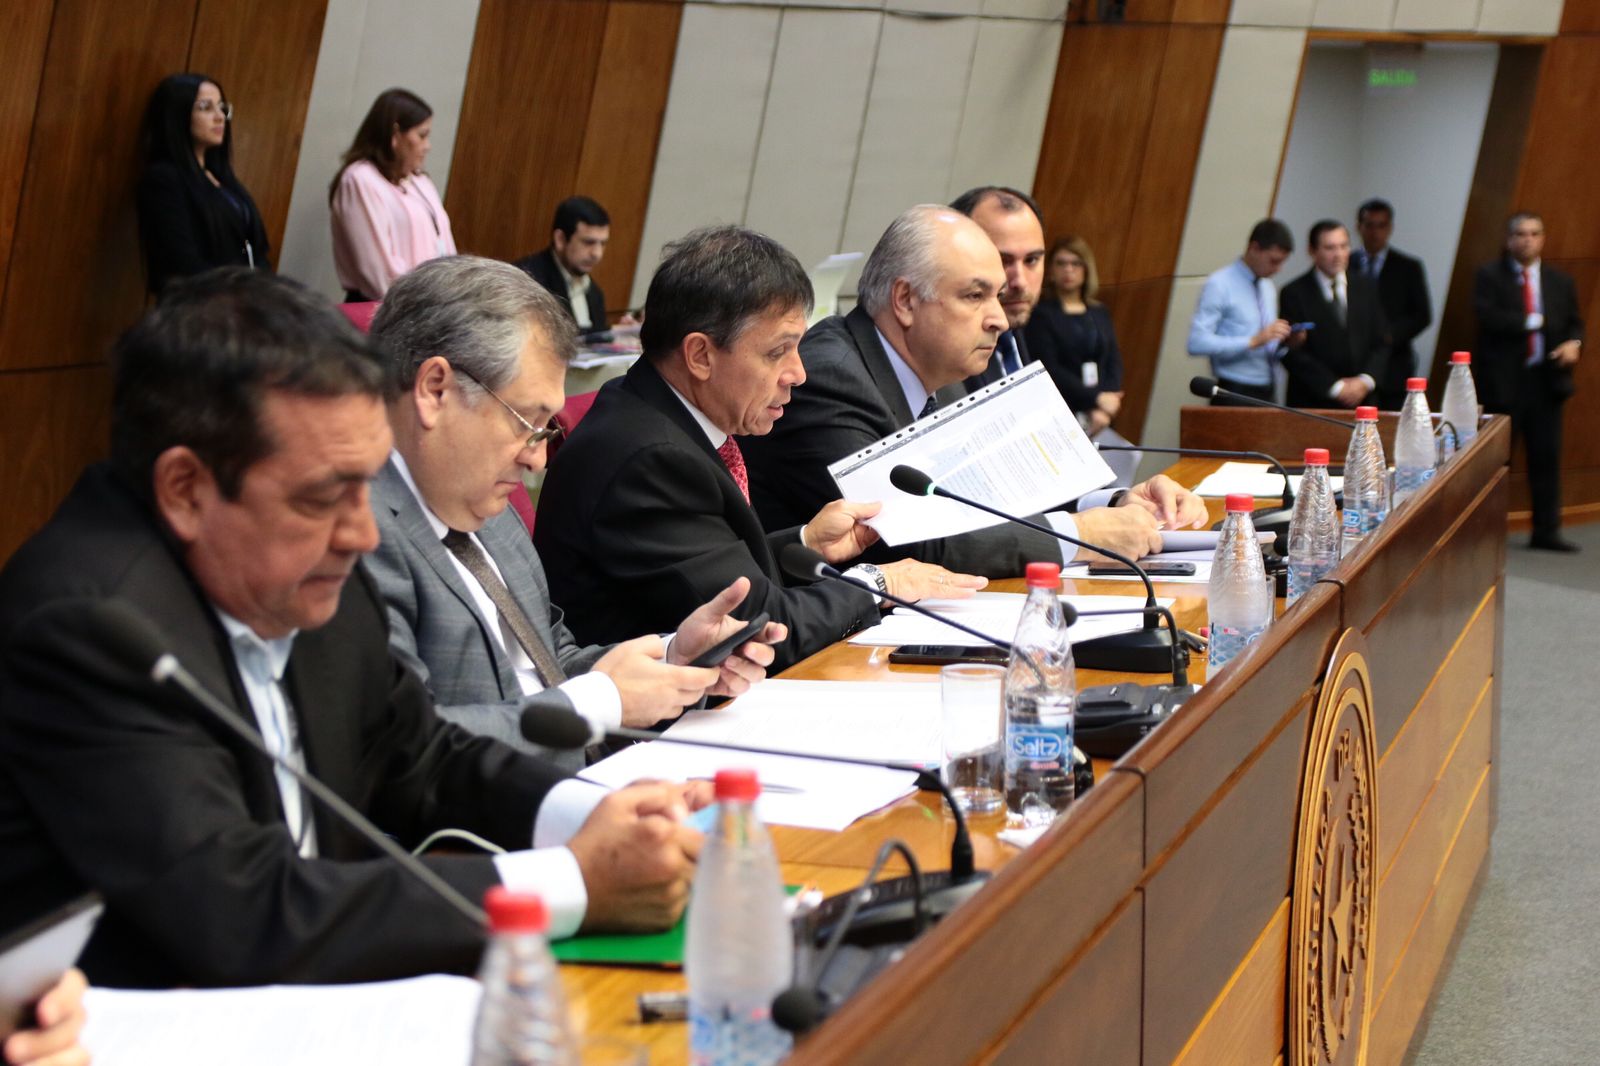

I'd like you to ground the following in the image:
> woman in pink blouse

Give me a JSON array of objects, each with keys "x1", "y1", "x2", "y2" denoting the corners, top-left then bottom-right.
[{"x1": 329, "y1": 89, "x2": 457, "y2": 301}]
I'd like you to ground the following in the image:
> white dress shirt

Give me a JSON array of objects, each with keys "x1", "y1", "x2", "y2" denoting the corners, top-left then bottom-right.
[
  {"x1": 557, "y1": 260, "x2": 594, "y2": 331},
  {"x1": 1314, "y1": 270, "x2": 1374, "y2": 399}
]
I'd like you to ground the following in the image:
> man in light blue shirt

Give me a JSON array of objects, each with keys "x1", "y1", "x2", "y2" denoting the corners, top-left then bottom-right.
[{"x1": 1187, "y1": 219, "x2": 1295, "y2": 404}]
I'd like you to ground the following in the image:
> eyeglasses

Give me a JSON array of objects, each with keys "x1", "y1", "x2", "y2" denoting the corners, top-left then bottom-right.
[
  {"x1": 194, "y1": 100, "x2": 234, "y2": 120},
  {"x1": 452, "y1": 366, "x2": 563, "y2": 448}
]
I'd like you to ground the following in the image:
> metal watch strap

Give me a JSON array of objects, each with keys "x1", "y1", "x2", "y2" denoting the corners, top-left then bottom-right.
[{"x1": 854, "y1": 563, "x2": 889, "y2": 598}]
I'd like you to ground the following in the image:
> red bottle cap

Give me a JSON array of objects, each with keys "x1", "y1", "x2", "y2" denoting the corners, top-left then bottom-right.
[
  {"x1": 484, "y1": 887, "x2": 549, "y2": 934},
  {"x1": 1225, "y1": 493, "x2": 1255, "y2": 513},
  {"x1": 1406, "y1": 377, "x2": 1427, "y2": 390},
  {"x1": 1304, "y1": 448, "x2": 1330, "y2": 465},
  {"x1": 1025, "y1": 561, "x2": 1062, "y2": 588},
  {"x1": 1450, "y1": 351, "x2": 1471, "y2": 365},
  {"x1": 714, "y1": 768, "x2": 761, "y2": 803},
  {"x1": 1355, "y1": 406, "x2": 1378, "y2": 420}
]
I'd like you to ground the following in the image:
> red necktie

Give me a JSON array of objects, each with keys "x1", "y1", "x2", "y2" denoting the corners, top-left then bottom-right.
[
  {"x1": 1522, "y1": 268, "x2": 1538, "y2": 361},
  {"x1": 717, "y1": 437, "x2": 749, "y2": 503}
]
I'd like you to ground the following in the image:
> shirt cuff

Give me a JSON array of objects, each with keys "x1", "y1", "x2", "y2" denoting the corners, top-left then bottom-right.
[
  {"x1": 1357, "y1": 374, "x2": 1375, "y2": 391},
  {"x1": 556, "y1": 672, "x2": 622, "y2": 731},
  {"x1": 493, "y1": 847, "x2": 589, "y2": 939},
  {"x1": 532, "y1": 777, "x2": 609, "y2": 848},
  {"x1": 840, "y1": 566, "x2": 883, "y2": 599},
  {"x1": 1044, "y1": 511, "x2": 1080, "y2": 566},
  {"x1": 1526, "y1": 312, "x2": 1544, "y2": 330},
  {"x1": 1078, "y1": 488, "x2": 1118, "y2": 510},
  {"x1": 1328, "y1": 381, "x2": 1344, "y2": 400}
]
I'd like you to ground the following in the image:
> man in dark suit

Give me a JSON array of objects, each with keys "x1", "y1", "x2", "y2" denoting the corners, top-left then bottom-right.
[
  {"x1": 1474, "y1": 212, "x2": 1585, "y2": 552},
  {"x1": 0, "y1": 270, "x2": 703, "y2": 988},
  {"x1": 949, "y1": 186, "x2": 1046, "y2": 394},
  {"x1": 365, "y1": 256, "x2": 781, "y2": 761},
  {"x1": 1352, "y1": 198, "x2": 1432, "y2": 410},
  {"x1": 513, "y1": 196, "x2": 617, "y2": 333},
  {"x1": 535, "y1": 226, "x2": 986, "y2": 672},
  {"x1": 740, "y1": 205, "x2": 1206, "y2": 579},
  {"x1": 1279, "y1": 220, "x2": 1391, "y2": 410}
]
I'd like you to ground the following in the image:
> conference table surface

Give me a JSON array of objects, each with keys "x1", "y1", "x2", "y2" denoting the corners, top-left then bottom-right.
[{"x1": 557, "y1": 459, "x2": 1239, "y2": 1062}]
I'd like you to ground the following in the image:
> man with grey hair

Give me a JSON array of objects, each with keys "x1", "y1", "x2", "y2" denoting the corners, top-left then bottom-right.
[
  {"x1": 742, "y1": 205, "x2": 1208, "y2": 577},
  {"x1": 366, "y1": 255, "x2": 786, "y2": 765}
]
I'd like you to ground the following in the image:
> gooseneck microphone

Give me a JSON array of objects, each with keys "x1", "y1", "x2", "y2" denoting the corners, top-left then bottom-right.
[
  {"x1": 70, "y1": 598, "x2": 487, "y2": 928},
  {"x1": 886, "y1": 465, "x2": 1181, "y2": 675},
  {"x1": 1188, "y1": 375, "x2": 1353, "y2": 429}
]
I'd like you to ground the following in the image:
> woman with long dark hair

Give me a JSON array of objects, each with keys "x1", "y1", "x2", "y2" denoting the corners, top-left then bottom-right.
[
  {"x1": 328, "y1": 88, "x2": 456, "y2": 302},
  {"x1": 1024, "y1": 235, "x2": 1125, "y2": 434},
  {"x1": 136, "y1": 74, "x2": 271, "y2": 295}
]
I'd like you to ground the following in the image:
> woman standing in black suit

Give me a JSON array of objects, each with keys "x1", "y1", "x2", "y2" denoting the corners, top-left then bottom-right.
[
  {"x1": 1024, "y1": 236, "x2": 1124, "y2": 434},
  {"x1": 136, "y1": 74, "x2": 271, "y2": 295}
]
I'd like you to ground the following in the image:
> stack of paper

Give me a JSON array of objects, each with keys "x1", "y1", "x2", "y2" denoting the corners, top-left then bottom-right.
[
  {"x1": 846, "y1": 591, "x2": 1173, "y2": 648},
  {"x1": 1193, "y1": 461, "x2": 1344, "y2": 498}
]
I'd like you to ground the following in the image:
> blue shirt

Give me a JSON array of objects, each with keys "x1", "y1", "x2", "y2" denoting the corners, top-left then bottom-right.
[{"x1": 1187, "y1": 259, "x2": 1280, "y2": 386}]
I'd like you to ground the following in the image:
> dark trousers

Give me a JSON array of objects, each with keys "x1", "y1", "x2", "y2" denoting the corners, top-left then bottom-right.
[
  {"x1": 1513, "y1": 387, "x2": 1565, "y2": 538},
  {"x1": 1212, "y1": 378, "x2": 1275, "y2": 407}
]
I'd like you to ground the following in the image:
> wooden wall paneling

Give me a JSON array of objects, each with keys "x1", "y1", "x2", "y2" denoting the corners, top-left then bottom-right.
[
  {"x1": 1562, "y1": 0, "x2": 1600, "y2": 33},
  {"x1": 0, "y1": 0, "x2": 198, "y2": 373},
  {"x1": 1031, "y1": 23, "x2": 1168, "y2": 284},
  {"x1": 0, "y1": 0, "x2": 54, "y2": 304},
  {"x1": 186, "y1": 0, "x2": 329, "y2": 262},
  {"x1": 446, "y1": 0, "x2": 612, "y2": 264},
  {"x1": 1099, "y1": 276, "x2": 1172, "y2": 444},
  {"x1": 1514, "y1": 38, "x2": 1600, "y2": 261},
  {"x1": 1169, "y1": 898, "x2": 1290, "y2": 1066},
  {"x1": 1180, "y1": 404, "x2": 1403, "y2": 460},
  {"x1": 0, "y1": 366, "x2": 111, "y2": 561},
  {"x1": 573, "y1": 0, "x2": 684, "y2": 321}
]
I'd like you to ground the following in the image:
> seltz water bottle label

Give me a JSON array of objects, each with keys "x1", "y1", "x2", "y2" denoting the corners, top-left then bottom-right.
[
  {"x1": 1007, "y1": 725, "x2": 1066, "y2": 763},
  {"x1": 1341, "y1": 507, "x2": 1385, "y2": 536}
]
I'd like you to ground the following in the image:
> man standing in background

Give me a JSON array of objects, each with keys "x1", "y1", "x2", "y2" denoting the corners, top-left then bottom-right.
[
  {"x1": 1352, "y1": 198, "x2": 1432, "y2": 409},
  {"x1": 1278, "y1": 220, "x2": 1390, "y2": 410},
  {"x1": 1187, "y1": 219, "x2": 1295, "y2": 404}
]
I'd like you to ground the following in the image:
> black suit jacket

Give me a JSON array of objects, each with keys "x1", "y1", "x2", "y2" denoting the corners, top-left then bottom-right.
[
  {"x1": 1472, "y1": 257, "x2": 1584, "y2": 412},
  {"x1": 533, "y1": 358, "x2": 878, "y2": 673},
  {"x1": 1352, "y1": 247, "x2": 1430, "y2": 407},
  {"x1": 1021, "y1": 302, "x2": 1124, "y2": 413},
  {"x1": 1277, "y1": 270, "x2": 1391, "y2": 409},
  {"x1": 740, "y1": 307, "x2": 1068, "y2": 578},
  {"x1": 0, "y1": 464, "x2": 567, "y2": 987},
  {"x1": 136, "y1": 160, "x2": 272, "y2": 295},
  {"x1": 514, "y1": 247, "x2": 607, "y2": 329}
]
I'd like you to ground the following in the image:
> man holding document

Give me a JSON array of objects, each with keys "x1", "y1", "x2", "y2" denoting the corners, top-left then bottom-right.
[{"x1": 742, "y1": 205, "x2": 1207, "y2": 575}]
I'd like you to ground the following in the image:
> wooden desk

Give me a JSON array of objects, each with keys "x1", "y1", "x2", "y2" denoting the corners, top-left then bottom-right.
[{"x1": 559, "y1": 418, "x2": 1510, "y2": 1066}]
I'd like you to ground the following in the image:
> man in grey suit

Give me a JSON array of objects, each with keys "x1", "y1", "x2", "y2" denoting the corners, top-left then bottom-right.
[
  {"x1": 742, "y1": 205, "x2": 1208, "y2": 578},
  {"x1": 365, "y1": 257, "x2": 784, "y2": 760}
]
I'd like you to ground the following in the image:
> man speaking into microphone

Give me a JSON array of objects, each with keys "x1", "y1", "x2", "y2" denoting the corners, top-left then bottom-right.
[{"x1": 0, "y1": 270, "x2": 712, "y2": 989}]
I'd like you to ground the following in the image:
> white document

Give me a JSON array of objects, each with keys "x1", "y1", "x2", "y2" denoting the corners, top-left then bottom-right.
[
  {"x1": 581, "y1": 741, "x2": 918, "y2": 832},
  {"x1": 668, "y1": 679, "x2": 944, "y2": 767},
  {"x1": 808, "y1": 252, "x2": 864, "y2": 325},
  {"x1": 83, "y1": 976, "x2": 481, "y2": 1066},
  {"x1": 846, "y1": 591, "x2": 1173, "y2": 648},
  {"x1": 569, "y1": 351, "x2": 639, "y2": 370},
  {"x1": 829, "y1": 364, "x2": 1115, "y2": 546},
  {"x1": 1193, "y1": 461, "x2": 1344, "y2": 498}
]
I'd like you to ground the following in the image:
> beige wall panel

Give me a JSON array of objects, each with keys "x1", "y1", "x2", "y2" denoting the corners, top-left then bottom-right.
[
  {"x1": 1173, "y1": 26, "x2": 1304, "y2": 278},
  {"x1": 948, "y1": 18, "x2": 1064, "y2": 199},
  {"x1": 895, "y1": 0, "x2": 986, "y2": 14},
  {"x1": 1138, "y1": 274, "x2": 1210, "y2": 450},
  {"x1": 277, "y1": 0, "x2": 481, "y2": 299},
  {"x1": 982, "y1": 0, "x2": 1070, "y2": 16},
  {"x1": 1392, "y1": 0, "x2": 1483, "y2": 32},
  {"x1": 1229, "y1": 0, "x2": 1315, "y2": 26},
  {"x1": 743, "y1": 9, "x2": 881, "y2": 273},
  {"x1": 629, "y1": 4, "x2": 781, "y2": 306},
  {"x1": 796, "y1": 0, "x2": 886, "y2": 7},
  {"x1": 1477, "y1": 0, "x2": 1562, "y2": 35},
  {"x1": 838, "y1": 15, "x2": 981, "y2": 272},
  {"x1": 1311, "y1": 0, "x2": 1397, "y2": 30}
]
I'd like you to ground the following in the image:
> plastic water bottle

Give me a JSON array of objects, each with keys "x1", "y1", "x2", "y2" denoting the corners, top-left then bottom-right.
[
  {"x1": 1341, "y1": 406, "x2": 1388, "y2": 557},
  {"x1": 1208, "y1": 494, "x2": 1273, "y2": 672},
  {"x1": 1003, "y1": 562, "x2": 1076, "y2": 828},
  {"x1": 1440, "y1": 350, "x2": 1479, "y2": 455},
  {"x1": 470, "y1": 888, "x2": 577, "y2": 1066},
  {"x1": 687, "y1": 769, "x2": 793, "y2": 1066},
  {"x1": 1286, "y1": 448, "x2": 1339, "y2": 604},
  {"x1": 1392, "y1": 377, "x2": 1437, "y2": 506}
]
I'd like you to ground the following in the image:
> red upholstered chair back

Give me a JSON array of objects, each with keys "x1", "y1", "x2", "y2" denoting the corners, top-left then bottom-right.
[
  {"x1": 507, "y1": 485, "x2": 539, "y2": 538},
  {"x1": 547, "y1": 390, "x2": 598, "y2": 465},
  {"x1": 338, "y1": 301, "x2": 380, "y2": 333}
]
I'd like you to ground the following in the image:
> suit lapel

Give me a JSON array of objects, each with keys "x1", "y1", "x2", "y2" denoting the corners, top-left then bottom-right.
[{"x1": 844, "y1": 307, "x2": 915, "y2": 426}]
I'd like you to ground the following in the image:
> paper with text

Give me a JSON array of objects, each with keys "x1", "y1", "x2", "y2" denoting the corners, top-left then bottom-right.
[{"x1": 1192, "y1": 461, "x2": 1345, "y2": 498}]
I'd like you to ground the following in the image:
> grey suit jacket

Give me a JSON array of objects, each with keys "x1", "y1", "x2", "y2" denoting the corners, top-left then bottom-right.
[{"x1": 367, "y1": 459, "x2": 608, "y2": 767}]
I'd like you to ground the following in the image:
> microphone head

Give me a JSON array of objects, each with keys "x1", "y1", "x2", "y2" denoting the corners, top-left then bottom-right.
[
  {"x1": 519, "y1": 705, "x2": 600, "y2": 750},
  {"x1": 771, "y1": 985, "x2": 828, "y2": 1034},
  {"x1": 1189, "y1": 376, "x2": 1218, "y2": 399},
  {"x1": 888, "y1": 465, "x2": 933, "y2": 496},
  {"x1": 1059, "y1": 601, "x2": 1078, "y2": 627},
  {"x1": 778, "y1": 543, "x2": 830, "y2": 582}
]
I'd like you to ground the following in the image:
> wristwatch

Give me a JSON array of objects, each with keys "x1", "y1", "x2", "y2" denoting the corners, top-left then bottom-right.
[{"x1": 852, "y1": 563, "x2": 889, "y2": 600}]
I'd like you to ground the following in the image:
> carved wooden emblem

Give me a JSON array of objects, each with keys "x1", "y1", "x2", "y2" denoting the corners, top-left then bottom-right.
[{"x1": 1290, "y1": 629, "x2": 1378, "y2": 1066}]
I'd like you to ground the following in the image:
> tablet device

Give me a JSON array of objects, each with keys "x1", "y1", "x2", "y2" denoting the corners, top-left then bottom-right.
[{"x1": 0, "y1": 893, "x2": 102, "y2": 1040}]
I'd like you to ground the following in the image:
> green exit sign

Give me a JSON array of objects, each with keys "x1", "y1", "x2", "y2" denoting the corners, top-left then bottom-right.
[{"x1": 1368, "y1": 67, "x2": 1418, "y2": 88}]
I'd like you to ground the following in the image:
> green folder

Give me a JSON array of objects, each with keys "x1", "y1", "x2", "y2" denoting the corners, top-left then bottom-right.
[{"x1": 552, "y1": 886, "x2": 802, "y2": 969}]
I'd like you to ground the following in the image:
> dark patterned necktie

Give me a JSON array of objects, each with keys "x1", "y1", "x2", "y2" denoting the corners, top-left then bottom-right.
[
  {"x1": 717, "y1": 437, "x2": 750, "y2": 503},
  {"x1": 919, "y1": 394, "x2": 939, "y2": 419},
  {"x1": 442, "y1": 530, "x2": 566, "y2": 688}
]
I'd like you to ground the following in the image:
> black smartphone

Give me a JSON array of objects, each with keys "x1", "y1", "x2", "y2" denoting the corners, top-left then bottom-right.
[
  {"x1": 1087, "y1": 560, "x2": 1196, "y2": 577},
  {"x1": 0, "y1": 894, "x2": 102, "y2": 1040},
  {"x1": 688, "y1": 612, "x2": 771, "y2": 668},
  {"x1": 887, "y1": 644, "x2": 1008, "y2": 666}
]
